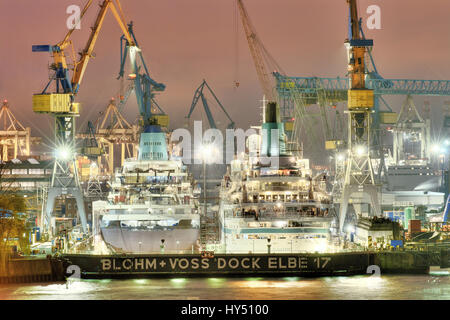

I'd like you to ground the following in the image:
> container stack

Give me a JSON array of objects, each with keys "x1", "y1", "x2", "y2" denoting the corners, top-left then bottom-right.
[{"x1": 408, "y1": 219, "x2": 421, "y2": 237}]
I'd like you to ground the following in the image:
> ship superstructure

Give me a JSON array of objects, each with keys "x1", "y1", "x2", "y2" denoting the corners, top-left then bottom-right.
[
  {"x1": 218, "y1": 102, "x2": 336, "y2": 253},
  {"x1": 92, "y1": 108, "x2": 201, "y2": 253}
]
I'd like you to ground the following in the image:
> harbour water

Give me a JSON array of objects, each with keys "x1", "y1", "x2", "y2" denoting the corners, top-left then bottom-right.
[{"x1": 0, "y1": 274, "x2": 448, "y2": 300}]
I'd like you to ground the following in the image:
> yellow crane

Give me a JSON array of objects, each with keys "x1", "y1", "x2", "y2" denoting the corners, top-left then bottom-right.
[
  {"x1": 339, "y1": 0, "x2": 380, "y2": 233},
  {"x1": 32, "y1": 0, "x2": 137, "y2": 236},
  {"x1": 235, "y1": 0, "x2": 283, "y2": 104}
]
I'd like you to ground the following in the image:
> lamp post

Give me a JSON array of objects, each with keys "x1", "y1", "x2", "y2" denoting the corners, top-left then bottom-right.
[{"x1": 203, "y1": 154, "x2": 207, "y2": 216}]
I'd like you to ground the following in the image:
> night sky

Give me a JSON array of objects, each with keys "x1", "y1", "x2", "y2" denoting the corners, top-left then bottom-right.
[{"x1": 0, "y1": 0, "x2": 449, "y2": 155}]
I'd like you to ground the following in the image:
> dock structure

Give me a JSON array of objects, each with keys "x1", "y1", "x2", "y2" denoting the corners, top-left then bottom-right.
[
  {"x1": 0, "y1": 100, "x2": 40, "y2": 161},
  {"x1": 61, "y1": 249, "x2": 449, "y2": 279}
]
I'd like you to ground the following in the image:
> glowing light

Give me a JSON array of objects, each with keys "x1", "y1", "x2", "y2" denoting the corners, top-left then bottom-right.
[
  {"x1": 431, "y1": 144, "x2": 440, "y2": 153},
  {"x1": 346, "y1": 225, "x2": 355, "y2": 233},
  {"x1": 170, "y1": 278, "x2": 186, "y2": 284},
  {"x1": 200, "y1": 144, "x2": 217, "y2": 163},
  {"x1": 355, "y1": 145, "x2": 366, "y2": 156},
  {"x1": 282, "y1": 277, "x2": 300, "y2": 281},
  {"x1": 336, "y1": 153, "x2": 345, "y2": 162},
  {"x1": 208, "y1": 277, "x2": 224, "y2": 282},
  {"x1": 273, "y1": 220, "x2": 287, "y2": 228},
  {"x1": 133, "y1": 279, "x2": 149, "y2": 285},
  {"x1": 55, "y1": 146, "x2": 72, "y2": 160},
  {"x1": 128, "y1": 46, "x2": 140, "y2": 79}
]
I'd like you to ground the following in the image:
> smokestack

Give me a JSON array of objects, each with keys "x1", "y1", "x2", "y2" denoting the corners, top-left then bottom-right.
[{"x1": 264, "y1": 102, "x2": 280, "y2": 124}]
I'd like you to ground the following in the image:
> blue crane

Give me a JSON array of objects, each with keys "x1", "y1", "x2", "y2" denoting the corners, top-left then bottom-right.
[
  {"x1": 117, "y1": 22, "x2": 168, "y2": 161},
  {"x1": 31, "y1": 0, "x2": 137, "y2": 235},
  {"x1": 275, "y1": 73, "x2": 450, "y2": 104},
  {"x1": 274, "y1": 13, "x2": 450, "y2": 119},
  {"x1": 186, "y1": 80, "x2": 235, "y2": 130},
  {"x1": 118, "y1": 22, "x2": 166, "y2": 128}
]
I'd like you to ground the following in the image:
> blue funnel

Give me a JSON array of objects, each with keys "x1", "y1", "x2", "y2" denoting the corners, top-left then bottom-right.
[{"x1": 138, "y1": 125, "x2": 168, "y2": 161}]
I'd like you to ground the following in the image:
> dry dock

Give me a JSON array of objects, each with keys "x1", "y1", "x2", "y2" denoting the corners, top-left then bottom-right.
[{"x1": 61, "y1": 250, "x2": 449, "y2": 279}]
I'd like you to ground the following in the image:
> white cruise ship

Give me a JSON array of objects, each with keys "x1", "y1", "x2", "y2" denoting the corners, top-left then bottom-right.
[
  {"x1": 217, "y1": 102, "x2": 336, "y2": 254},
  {"x1": 93, "y1": 124, "x2": 201, "y2": 254}
]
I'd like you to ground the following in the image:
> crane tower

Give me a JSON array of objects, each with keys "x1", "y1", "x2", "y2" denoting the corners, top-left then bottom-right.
[
  {"x1": 338, "y1": 0, "x2": 381, "y2": 232},
  {"x1": 32, "y1": 0, "x2": 136, "y2": 236}
]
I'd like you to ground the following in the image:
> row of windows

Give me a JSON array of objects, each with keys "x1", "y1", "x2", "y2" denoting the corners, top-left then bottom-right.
[
  {"x1": 1, "y1": 182, "x2": 42, "y2": 189},
  {"x1": 141, "y1": 152, "x2": 165, "y2": 159},
  {"x1": 3, "y1": 169, "x2": 49, "y2": 175},
  {"x1": 143, "y1": 141, "x2": 162, "y2": 146}
]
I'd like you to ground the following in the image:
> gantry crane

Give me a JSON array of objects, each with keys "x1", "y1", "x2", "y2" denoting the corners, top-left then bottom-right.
[
  {"x1": 32, "y1": 0, "x2": 136, "y2": 236},
  {"x1": 338, "y1": 0, "x2": 380, "y2": 233},
  {"x1": 0, "y1": 100, "x2": 41, "y2": 161},
  {"x1": 116, "y1": 22, "x2": 168, "y2": 161},
  {"x1": 186, "y1": 80, "x2": 235, "y2": 130},
  {"x1": 93, "y1": 98, "x2": 139, "y2": 174},
  {"x1": 274, "y1": 3, "x2": 450, "y2": 195}
]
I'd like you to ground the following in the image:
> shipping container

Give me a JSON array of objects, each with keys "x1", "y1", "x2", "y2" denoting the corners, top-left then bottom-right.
[{"x1": 409, "y1": 219, "x2": 421, "y2": 233}]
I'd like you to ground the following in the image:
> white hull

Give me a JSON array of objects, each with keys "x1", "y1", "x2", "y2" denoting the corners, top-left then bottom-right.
[{"x1": 101, "y1": 227, "x2": 200, "y2": 253}]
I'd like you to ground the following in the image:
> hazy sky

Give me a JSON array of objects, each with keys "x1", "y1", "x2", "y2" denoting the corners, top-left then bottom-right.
[{"x1": 0, "y1": 0, "x2": 449, "y2": 146}]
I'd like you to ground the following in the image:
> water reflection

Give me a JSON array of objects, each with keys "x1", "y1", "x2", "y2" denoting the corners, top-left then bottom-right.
[{"x1": 0, "y1": 274, "x2": 448, "y2": 300}]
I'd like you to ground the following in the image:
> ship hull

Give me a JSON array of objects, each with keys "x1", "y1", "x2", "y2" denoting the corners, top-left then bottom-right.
[{"x1": 101, "y1": 227, "x2": 200, "y2": 253}]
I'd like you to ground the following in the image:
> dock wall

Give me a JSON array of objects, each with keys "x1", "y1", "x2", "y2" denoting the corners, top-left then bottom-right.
[
  {"x1": 0, "y1": 257, "x2": 65, "y2": 284},
  {"x1": 62, "y1": 250, "x2": 445, "y2": 279}
]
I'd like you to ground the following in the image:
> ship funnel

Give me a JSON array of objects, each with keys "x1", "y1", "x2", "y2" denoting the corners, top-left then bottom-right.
[
  {"x1": 264, "y1": 101, "x2": 280, "y2": 124},
  {"x1": 138, "y1": 125, "x2": 169, "y2": 161},
  {"x1": 260, "y1": 102, "x2": 286, "y2": 157}
]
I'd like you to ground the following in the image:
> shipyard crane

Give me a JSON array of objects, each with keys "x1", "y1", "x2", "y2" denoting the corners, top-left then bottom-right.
[
  {"x1": 116, "y1": 79, "x2": 167, "y2": 121},
  {"x1": 338, "y1": 0, "x2": 380, "y2": 233},
  {"x1": 80, "y1": 121, "x2": 104, "y2": 197},
  {"x1": 80, "y1": 121, "x2": 103, "y2": 159},
  {"x1": 186, "y1": 80, "x2": 235, "y2": 130},
  {"x1": 235, "y1": 0, "x2": 282, "y2": 104},
  {"x1": 236, "y1": 0, "x2": 331, "y2": 155},
  {"x1": 118, "y1": 24, "x2": 167, "y2": 125},
  {"x1": 117, "y1": 22, "x2": 168, "y2": 161},
  {"x1": 0, "y1": 100, "x2": 42, "y2": 161},
  {"x1": 91, "y1": 98, "x2": 138, "y2": 174},
  {"x1": 275, "y1": 10, "x2": 450, "y2": 193},
  {"x1": 32, "y1": 0, "x2": 136, "y2": 236}
]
